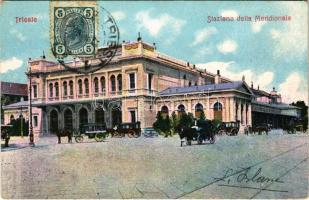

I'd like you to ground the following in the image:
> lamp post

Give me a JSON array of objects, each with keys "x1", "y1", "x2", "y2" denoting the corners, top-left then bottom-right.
[{"x1": 28, "y1": 59, "x2": 35, "y2": 146}]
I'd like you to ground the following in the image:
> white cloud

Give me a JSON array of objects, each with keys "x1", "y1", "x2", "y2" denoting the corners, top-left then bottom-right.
[
  {"x1": 196, "y1": 61, "x2": 274, "y2": 91},
  {"x1": 270, "y1": 2, "x2": 307, "y2": 58},
  {"x1": 251, "y1": 21, "x2": 267, "y2": 33},
  {"x1": 217, "y1": 39, "x2": 238, "y2": 54},
  {"x1": 9, "y1": 28, "x2": 26, "y2": 42},
  {"x1": 0, "y1": 57, "x2": 23, "y2": 73},
  {"x1": 135, "y1": 10, "x2": 186, "y2": 38},
  {"x1": 278, "y1": 72, "x2": 308, "y2": 104},
  {"x1": 111, "y1": 11, "x2": 126, "y2": 21},
  {"x1": 220, "y1": 10, "x2": 238, "y2": 18},
  {"x1": 270, "y1": 29, "x2": 281, "y2": 39},
  {"x1": 191, "y1": 27, "x2": 217, "y2": 46}
]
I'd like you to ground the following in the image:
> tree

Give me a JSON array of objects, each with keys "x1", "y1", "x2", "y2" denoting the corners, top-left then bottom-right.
[
  {"x1": 291, "y1": 101, "x2": 308, "y2": 131},
  {"x1": 153, "y1": 111, "x2": 171, "y2": 137},
  {"x1": 170, "y1": 111, "x2": 178, "y2": 135},
  {"x1": 178, "y1": 112, "x2": 194, "y2": 128},
  {"x1": 199, "y1": 110, "x2": 206, "y2": 121}
]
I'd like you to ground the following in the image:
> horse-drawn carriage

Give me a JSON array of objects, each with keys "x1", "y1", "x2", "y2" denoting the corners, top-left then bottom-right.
[
  {"x1": 107, "y1": 122, "x2": 141, "y2": 138},
  {"x1": 178, "y1": 119, "x2": 217, "y2": 146},
  {"x1": 57, "y1": 123, "x2": 108, "y2": 143},
  {"x1": 217, "y1": 121, "x2": 240, "y2": 136},
  {"x1": 74, "y1": 123, "x2": 108, "y2": 143},
  {"x1": 244, "y1": 123, "x2": 271, "y2": 135}
]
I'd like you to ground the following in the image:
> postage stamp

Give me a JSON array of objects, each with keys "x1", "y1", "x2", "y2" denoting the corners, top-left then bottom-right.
[
  {"x1": 50, "y1": 1, "x2": 120, "y2": 74},
  {"x1": 53, "y1": 7, "x2": 96, "y2": 56}
]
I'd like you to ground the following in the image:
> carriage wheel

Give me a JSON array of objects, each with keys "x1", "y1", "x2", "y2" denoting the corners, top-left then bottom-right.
[
  {"x1": 128, "y1": 130, "x2": 135, "y2": 138},
  {"x1": 226, "y1": 130, "x2": 232, "y2": 136},
  {"x1": 113, "y1": 131, "x2": 121, "y2": 138},
  {"x1": 134, "y1": 132, "x2": 140, "y2": 138},
  {"x1": 95, "y1": 133, "x2": 106, "y2": 142},
  {"x1": 231, "y1": 129, "x2": 238, "y2": 136},
  {"x1": 75, "y1": 136, "x2": 84, "y2": 143},
  {"x1": 209, "y1": 135, "x2": 216, "y2": 144},
  {"x1": 218, "y1": 130, "x2": 225, "y2": 136}
]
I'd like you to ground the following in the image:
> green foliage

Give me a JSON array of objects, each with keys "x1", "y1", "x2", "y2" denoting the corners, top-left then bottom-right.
[
  {"x1": 199, "y1": 110, "x2": 206, "y2": 121},
  {"x1": 291, "y1": 101, "x2": 308, "y2": 131},
  {"x1": 170, "y1": 111, "x2": 178, "y2": 135},
  {"x1": 211, "y1": 119, "x2": 222, "y2": 131},
  {"x1": 153, "y1": 111, "x2": 171, "y2": 137},
  {"x1": 8, "y1": 118, "x2": 29, "y2": 136},
  {"x1": 178, "y1": 112, "x2": 194, "y2": 128}
]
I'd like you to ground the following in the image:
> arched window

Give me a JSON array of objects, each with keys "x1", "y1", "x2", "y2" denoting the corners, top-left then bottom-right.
[
  {"x1": 110, "y1": 75, "x2": 116, "y2": 92},
  {"x1": 84, "y1": 78, "x2": 89, "y2": 94},
  {"x1": 63, "y1": 81, "x2": 67, "y2": 96},
  {"x1": 183, "y1": 75, "x2": 187, "y2": 80},
  {"x1": 161, "y1": 106, "x2": 169, "y2": 113},
  {"x1": 100, "y1": 76, "x2": 106, "y2": 94},
  {"x1": 195, "y1": 103, "x2": 204, "y2": 118},
  {"x1": 177, "y1": 104, "x2": 185, "y2": 117},
  {"x1": 94, "y1": 77, "x2": 99, "y2": 93},
  {"x1": 214, "y1": 102, "x2": 223, "y2": 121},
  {"x1": 188, "y1": 81, "x2": 192, "y2": 86},
  {"x1": 194, "y1": 82, "x2": 198, "y2": 86},
  {"x1": 10, "y1": 115, "x2": 14, "y2": 123},
  {"x1": 79, "y1": 108, "x2": 88, "y2": 132},
  {"x1": 69, "y1": 80, "x2": 74, "y2": 96},
  {"x1": 117, "y1": 74, "x2": 122, "y2": 92},
  {"x1": 161, "y1": 106, "x2": 169, "y2": 118},
  {"x1": 49, "y1": 83, "x2": 53, "y2": 97},
  {"x1": 78, "y1": 79, "x2": 83, "y2": 95},
  {"x1": 55, "y1": 82, "x2": 59, "y2": 97}
]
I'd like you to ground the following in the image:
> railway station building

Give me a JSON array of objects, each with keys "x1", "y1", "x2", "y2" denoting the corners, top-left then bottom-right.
[{"x1": 3, "y1": 38, "x2": 301, "y2": 135}]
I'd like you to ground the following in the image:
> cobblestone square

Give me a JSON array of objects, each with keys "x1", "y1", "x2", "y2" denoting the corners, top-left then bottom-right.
[{"x1": 1, "y1": 132, "x2": 308, "y2": 199}]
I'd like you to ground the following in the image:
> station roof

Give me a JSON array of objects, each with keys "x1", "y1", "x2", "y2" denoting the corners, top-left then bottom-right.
[
  {"x1": 2, "y1": 100, "x2": 28, "y2": 109},
  {"x1": 159, "y1": 81, "x2": 250, "y2": 96},
  {"x1": 1, "y1": 81, "x2": 27, "y2": 96}
]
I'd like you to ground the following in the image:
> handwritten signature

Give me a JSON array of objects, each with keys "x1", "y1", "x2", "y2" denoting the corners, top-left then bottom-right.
[{"x1": 214, "y1": 167, "x2": 284, "y2": 185}]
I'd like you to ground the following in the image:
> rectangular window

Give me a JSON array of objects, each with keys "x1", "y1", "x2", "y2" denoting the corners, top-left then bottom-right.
[
  {"x1": 148, "y1": 73, "x2": 153, "y2": 90},
  {"x1": 130, "y1": 110, "x2": 136, "y2": 123},
  {"x1": 33, "y1": 116, "x2": 38, "y2": 127},
  {"x1": 33, "y1": 85, "x2": 38, "y2": 98},
  {"x1": 129, "y1": 73, "x2": 135, "y2": 89}
]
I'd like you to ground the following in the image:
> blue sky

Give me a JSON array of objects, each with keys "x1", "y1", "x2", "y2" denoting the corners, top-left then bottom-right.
[{"x1": 0, "y1": 1, "x2": 307, "y2": 103}]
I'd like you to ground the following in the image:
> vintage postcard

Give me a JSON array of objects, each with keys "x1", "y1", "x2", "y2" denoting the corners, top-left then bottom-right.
[{"x1": 0, "y1": 0, "x2": 308, "y2": 199}]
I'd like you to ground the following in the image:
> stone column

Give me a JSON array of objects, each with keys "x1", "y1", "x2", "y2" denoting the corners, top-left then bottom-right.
[
  {"x1": 137, "y1": 97, "x2": 145, "y2": 129},
  {"x1": 225, "y1": 98, "x2": 230, "y2": 122},
  {"x1": 248, "y1": 103, "x2": 252, "y2": 126},
  {"x1": 187, "y1": 99, "x2": 192, "y2": 113},
  {"x1": 237, "y1": 100, "x2": 241, "y2": 122},
  {"x1": 230, "y1": 97, "x2": 236, "y2": 122},
  {"x1": 42, "y1": 109, "x2": 48, "y2": 135},
  {"x1": 242, "y1": 103, "x2": 246, "y2": 126},
  {"x1": 221, "y1": 98, "x2": 226, "y2": 122}
]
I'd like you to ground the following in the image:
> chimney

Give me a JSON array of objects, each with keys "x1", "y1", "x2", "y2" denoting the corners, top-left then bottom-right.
[
  {"x1": 193, "y1": 64, "x2": 196, "y2": 69},
  {"x1": 258, "y1": 85, "x2": 260, "y2": 90},
  {"x1": 242, "y1": 75, "x2": 245, "y2": 82},
  {"x1": 215, "y1": 69, "x2": 221, "y2": 84},
  {"x1": 153, "y1": 42, "x2": 156, "y2": 50},
  {"x1": 187, "y1": 62, "x2": 190, "y2": 67},
  {"x1": 137, "y1": 32, "x2": 142, "y2": 41},
  {"x1": 251, "y1": 81, "x2": 253, "y2": 88}
]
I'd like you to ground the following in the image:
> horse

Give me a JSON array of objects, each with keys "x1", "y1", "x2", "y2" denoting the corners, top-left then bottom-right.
[
  {"x1": 56, "y1": 129, "x2": 73, "y2": 144},
  {"x1": 177, "y1": 120, "x2": 216, "y2": 146}
]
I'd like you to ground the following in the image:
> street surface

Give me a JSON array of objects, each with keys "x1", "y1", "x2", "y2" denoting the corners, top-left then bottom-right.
[{"x1": 1, "y1": 131, "x2": 308, "y2": 199}]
